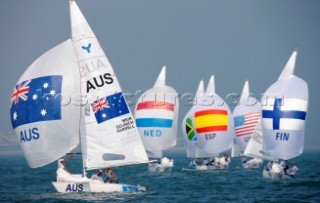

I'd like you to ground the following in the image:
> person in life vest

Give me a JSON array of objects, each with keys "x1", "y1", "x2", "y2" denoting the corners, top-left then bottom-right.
[
  {"x1": 280, "y1": 160, "x2": 288, "y2": 168},
  {"x1": 287, "y1": 162, "x2": 299, "y2": 177},
  {"x1": 91, "y1": 169, "x2": 104, "y2": 183},
  {"x1": 105, "y1": 167, "x2": 118, "y2": 183},
  {"x1": 56, "y1": 153, "x2": 76, "y2": 182}
]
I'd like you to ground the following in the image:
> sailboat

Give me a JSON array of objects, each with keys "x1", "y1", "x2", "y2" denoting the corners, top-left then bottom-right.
[
  {"x1": 261, "y1": 50, "x2": 308, "y2": 179},
  {"x1": 232, "y1": 80, "x2": 262, "y2": 168},
  {"x1": 134, "y1": 66, "x2": 179, "y2": 172},
  {"x1": 181, "y1": 80, "x2": 213, "y2": 171},
  {"x1": 185, "y1": 75, "x2": 233, "y2": 170},
  {"x1": 10, "y1": 1, "x2": 149, "y2": 193}
]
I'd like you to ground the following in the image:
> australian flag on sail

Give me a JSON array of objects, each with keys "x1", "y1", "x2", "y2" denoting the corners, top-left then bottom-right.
[
  {"x1": 10, "y1": 75, "x2": 62, "y2": 129},
  {"x1": 91, "y1": 92, "x2": 129, "y2": 124}
]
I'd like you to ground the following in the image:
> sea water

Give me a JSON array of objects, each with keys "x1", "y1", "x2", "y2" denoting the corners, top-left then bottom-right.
[{"x1": 1, "y1": 149, "x2": 320, "y2": 203}]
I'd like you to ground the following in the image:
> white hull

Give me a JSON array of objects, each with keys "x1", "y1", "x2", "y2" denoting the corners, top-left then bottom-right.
[
  {"x1": 262, "y1": 170, "x2": 292, "y2": 180},
  {"x1": 242, "y1": 158, "x2": 263, "y2": 169},
  {"x1": 148, "y1": 163, "x2": 173, "y2": 172},
  {"x1": 52, "y1": 181, "x2": 146, "y2": 193},
  {"x1": 183, "y1": 164, "x2": 229, "y2": 171}
]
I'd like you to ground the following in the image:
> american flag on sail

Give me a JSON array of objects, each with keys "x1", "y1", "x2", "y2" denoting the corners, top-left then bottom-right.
[{"x1": 234, "y1": 112, "x2": 260, "y2": 137}]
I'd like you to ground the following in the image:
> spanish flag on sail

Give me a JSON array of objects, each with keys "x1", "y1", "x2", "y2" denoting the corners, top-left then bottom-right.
[{"x1": 194, "y1": 109, "x2": 228, "y2": 133}]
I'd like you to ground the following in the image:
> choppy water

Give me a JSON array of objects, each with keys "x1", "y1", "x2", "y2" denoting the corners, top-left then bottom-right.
[{"x1": 1, "y1": 149, "x2": 320, "y2": 203}]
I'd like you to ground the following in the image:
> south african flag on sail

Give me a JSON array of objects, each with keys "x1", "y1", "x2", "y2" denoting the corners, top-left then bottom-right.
[{"x1": 186, "y1": 117, "x2": 196, "y2": 141}]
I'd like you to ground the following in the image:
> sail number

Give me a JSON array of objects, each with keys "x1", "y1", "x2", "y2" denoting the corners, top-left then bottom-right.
[
  {"x1": 276, "y1": 132, "x2": 289, "y2": 141},
  {"x1": 65, "y1": 184, "x2": 84, "y2": 192},
  {"x1": 144, "y1": 130, "x2": 162, "y2": 137},
  {"x1": 20, "y1": 128, "x2": 40, "y2": 142},
  {"x1": 205, "y1": 133, "x2": 216, "y2": 140}
]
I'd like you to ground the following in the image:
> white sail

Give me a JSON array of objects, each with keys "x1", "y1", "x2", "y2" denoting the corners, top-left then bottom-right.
[
  {"x1": 232, "y1": 80, "x2": 260, "y2": 154},
  {"x1": 70, "y1": 1, "x2": 148, "y2": 169},
  {"x1": 194, "y1": 75, "x2": 233, "y2": 155},
  {"x1": 134, "y1": 66, "x2": 179, "y2": 158},
  {"x1": 244, "y1": 119, "x2": 277, "y2": 161},
  {"x1": 182, "y1": 80, "x2": 212, "y2": 158},
  {"x1": 231, "y1": 138, "x2": 241, "y2": 157},
  {"x1": 278, "y1": 50, "x2": 297, "y2": 81},
  {"x1": 261, "y1": 50, "x2": 308, "y2": 160},
  {"x1": 154, "y1": 65, "x2": 166, "y2": 87},
  {"x1": 10, "y1": 40, "x2": 80, "y2": 168}
]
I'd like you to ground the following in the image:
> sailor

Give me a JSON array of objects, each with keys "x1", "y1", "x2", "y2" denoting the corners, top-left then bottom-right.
[
  {"x1": 202, "y1": 159, "x2": 209, "y2": 165},
  {"x1": 105, "y1": 167, "x2": 118, "y2": 183},
  {"x1": 224, "y1": 153, "x2": 231, "y2": 163},
  {"x1": 286, "y1": 162, "x2": 299, "y2": 177},
  {"x1": 56, "y1": 153, "x2": 76, "y2": 181},
  {"x1": 91, "y1": 169, "x2": 104, "y2": 183},
  {"x1": 280, "y1": 160, "x2": 288, "y2": 168},
  {"x1": 265, "y1": 161, "x2": 273, "y2": 171},
  {"x1": 169, "y1": 157, "x2": 174, "y2": 166}
]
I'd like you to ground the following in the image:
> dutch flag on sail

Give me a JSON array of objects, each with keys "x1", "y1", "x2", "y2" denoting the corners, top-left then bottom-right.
[
  {"x1": 262, "y1": 98, "x2": 307, "y2": 131},
  {"x1": 10, "y1": 75, "x2": 62, "y2": 129},
  {"x1": 135, "y1": 101, "x2": 174, "y2": 128}
]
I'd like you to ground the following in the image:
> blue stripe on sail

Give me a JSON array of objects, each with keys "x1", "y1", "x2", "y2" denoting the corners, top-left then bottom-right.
[{"x1": 136, "y1": 118, "x2": 173, "y2": 128}]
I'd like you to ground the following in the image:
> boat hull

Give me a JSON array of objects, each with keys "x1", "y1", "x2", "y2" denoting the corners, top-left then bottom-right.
[
  {"x1": 262, "y1": 170, "x2": 292, "y2": 180},
  {"x1": 52, "y1": 182, "x2": 146, "y2": 193},
  {"x1": 242, "y1": 159, "x2": 262, "y2": 169},
  {"x1": 182, "y1": 164, "x2": 229, "y2": 171},
  {"x1": 148, "y1": 163, "x2": 173, "y2": 172}
]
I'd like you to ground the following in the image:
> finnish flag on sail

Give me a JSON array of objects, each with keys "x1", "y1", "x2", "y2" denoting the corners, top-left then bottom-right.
[
  {"x1": 262, "y1": 98, "x2": 307, "y2": 131},
  {"x1": 91, "y1": 92, "x2": 129, "y2": 124},
  {"x1": 10, "y1": 75, "x2": 62, "y2": 129}
]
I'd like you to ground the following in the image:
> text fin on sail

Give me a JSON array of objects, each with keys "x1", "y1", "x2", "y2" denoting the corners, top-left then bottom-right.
[
  {"x1": 70, "y1": 0, "x2": 96, "y2": 40},
  {"x1": 278, "y1": 50, "x2": 297, "y2": 80},
  {"x1": 239, "y1": 80, "x2": 249, "y2": 104},
  {"x1": 205, "y1": 75, "x2": 215, "y2": 96},
  {"x1": 153, "y1": 65, "x2": 166, "y2": 87},
  {"x1": 194, "y1": 79, "x2": 205, "y2": 102}
]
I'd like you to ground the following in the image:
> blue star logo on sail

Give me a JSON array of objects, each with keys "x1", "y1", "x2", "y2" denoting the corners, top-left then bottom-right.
[
  {"x1": 91, "y1": 92, "x2": 129, "y2": 124},
  {"x1": 10, "y1": 75, "x2": 63, "y2": 129},
  {"x1": 262, "y1": 98, "x2": 306, "y2": 130},
  {"x1": 81, "y1": 43, "x2": 92, "y2": 53}
]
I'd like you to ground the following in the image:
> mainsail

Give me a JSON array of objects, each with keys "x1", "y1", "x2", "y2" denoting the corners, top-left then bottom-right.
[
  {"x1": 193, "y1": 75, "x2": 234, "y2": 155},
  {"x1": 70, "y1": 1, "x2": 148, "y2": 169},
  {"x1": 134, "y1": 66, "x2": 179, "y2": 158},
  {"x1": 244, "y1": 119, "x2": 277, "y2": 161},
  {"x1": 261, "y1": 50, "x2": 308, "y2": 160}
]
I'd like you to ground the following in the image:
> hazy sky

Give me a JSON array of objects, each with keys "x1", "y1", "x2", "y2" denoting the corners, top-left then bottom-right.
[{"x1": 1, "y1": 0, "x2": 319, "y2": 149}]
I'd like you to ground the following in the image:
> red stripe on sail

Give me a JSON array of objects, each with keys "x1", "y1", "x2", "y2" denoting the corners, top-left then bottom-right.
[
  {"x1": 196, "y1": 125, "x2": 227, "y2": 133},
  {"x1": 195, "y1": 109, "x2": 227, "y2": 117},
  {"x1": 136, "y1": 101, "x2": 174, "y2": 111}
]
